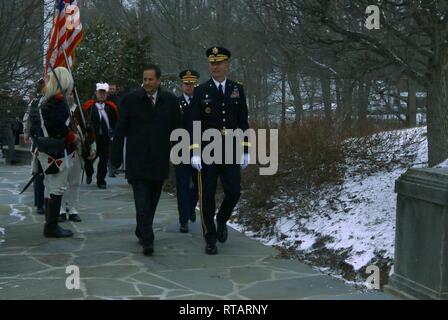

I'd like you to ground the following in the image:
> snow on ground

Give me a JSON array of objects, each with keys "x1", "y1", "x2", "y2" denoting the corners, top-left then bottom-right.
[
  {"x1": 8, "y1": 204, "x2": 26, "y2": 222},
  {"x1": 231, "y1": 126, "x2": 428, "y2": 284},
  {"x1": 435, "y1": 157, "x2": 448, "y2": 168}
]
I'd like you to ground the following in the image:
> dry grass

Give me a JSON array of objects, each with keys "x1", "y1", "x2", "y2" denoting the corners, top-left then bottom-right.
[{"x1": 236, "y1": 117, "x2": 412, "y2": 226}]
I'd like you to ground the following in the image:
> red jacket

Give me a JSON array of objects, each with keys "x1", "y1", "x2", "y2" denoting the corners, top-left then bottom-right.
[{"x1": 82, "y1": 100, "x2": 119, "y2": 120}]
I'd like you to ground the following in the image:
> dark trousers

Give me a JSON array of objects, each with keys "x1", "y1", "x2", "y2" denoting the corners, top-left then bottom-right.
[
  {"x1": 130, "y1": 179, "x2": 164, "y2": 246},
  {"x1": 85, "y1": 136, "x2": 110, "y2": 184},
  {"x1": 176, "y1": 164, "x2": 198, "y2": 225},
  {"x1": 34, "y1": 173, "x2": 45, "y2": 209},
  {"x1": 201, "y1": 164, "x2": 241, "y2": 245},
  {"x1": 1, "y1": 127, "x2": 16, "y2": 163}
]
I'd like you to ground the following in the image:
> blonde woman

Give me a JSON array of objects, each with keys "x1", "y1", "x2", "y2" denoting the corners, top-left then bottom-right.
[{"x1": 37, "y1": 67, "x2": 78, "y2": 238}]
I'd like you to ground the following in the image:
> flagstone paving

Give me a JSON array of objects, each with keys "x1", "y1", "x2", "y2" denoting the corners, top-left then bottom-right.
[{"x1": 0, "y1": 164, "x2": 395, "y2": 300}]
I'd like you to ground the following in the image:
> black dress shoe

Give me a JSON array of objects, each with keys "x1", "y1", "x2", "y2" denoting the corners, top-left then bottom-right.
[
  {"x1": 36, "y1": 207, "x2": 45, "y2": 215},
  {"x1": 179, "y1": 224, "x2": 189, "y2": 233},
  {"x1": 44, "y1": 225, "x2": 74, "y2": 238},
  {"x1": 58, "y1": 214, "x2": 67, "y2": 222},
  {"x1": 143, "y1": 244, "x2": 154, "y2": 256},
  {"x1": 69, "y1": 214, "x2": 82, "y2": 223},
  {"x1": 217, "y1": 223, "x2": 228, "y2": 243},
  {"x1": 205, "y1": 244, "x2": 218, "y2": 255},
  {"x1": 86, "y1": 176, "x2": 92, "y2": 185},
  {"x1": 97, "y1": 183, "x2": 107, "y2": 189},
  {"x1": 190, "y1": 211, "x2": 196, "y2": 222}
]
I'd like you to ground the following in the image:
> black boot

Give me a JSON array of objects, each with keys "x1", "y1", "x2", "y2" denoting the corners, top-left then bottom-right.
[
  {"x1": 44, "y1": 195, "x2": 74, "y2": 238},
  {"x1": 217, "y1": 222, "x2": 228, "y2": 243}
]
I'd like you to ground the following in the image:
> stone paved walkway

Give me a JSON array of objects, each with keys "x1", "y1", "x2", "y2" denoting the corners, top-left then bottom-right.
[{"x1": 0, "y1": 164, "x2": 394, "y2": 300}]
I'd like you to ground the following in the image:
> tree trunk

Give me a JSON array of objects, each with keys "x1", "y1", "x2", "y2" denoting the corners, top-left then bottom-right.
[
  {"x1": 407, "y1": 78, "x2": 417, "y2": 128},
  {"x1": 357, "y1": 80, "x2": 371, "y2": 126},
  {"x1": 321, "y1": 75, "x2": 332, "y2": 122},
  {"x1": 308, "y1": 77, "x2": 316, "y2": 111},
  {"x1": 335, "y1": 78, "x2": 343, "y2": 121},
  {"x1": 287, "y1": 69, "x2": 303, "y2": 124},
  {"x1": 184, "y1": 0, "x2": 193, "y2": 67},
  {"x1": 263, "y1": 74, "x2": 269, "y2": 127},
  {"x1": 281, "y1": 70, "x2": 286, "y2": 128},
  {"x1": 342, "y1": 79, "x2": 353, "y2": 130},
  {"x1": 427, "y1": 67, "x2": 448, "y2": 166}
]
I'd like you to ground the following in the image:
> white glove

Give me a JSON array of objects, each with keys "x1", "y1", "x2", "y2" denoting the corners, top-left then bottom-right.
[
  {"x1": 88, "y1": 149, "x2": 97, "y2": 161},
  {"x1": 191, "y1": 155, "x2": 202, "y2": 171},
  {"x1": 88, "y1": 142, "x2": 97, "y2": 160},
  {"x1": 241, "y1": 153, "x2": 250, "y2": 170}
]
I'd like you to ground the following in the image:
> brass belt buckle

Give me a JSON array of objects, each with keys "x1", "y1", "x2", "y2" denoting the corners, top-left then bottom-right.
[{"x1": 220, "y1": 129, "x2": 227, "y2": 136}]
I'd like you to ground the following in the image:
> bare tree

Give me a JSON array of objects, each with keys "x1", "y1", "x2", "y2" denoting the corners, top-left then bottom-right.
[
  {"x1": 0, "y1": 0, "x2": 51, "y2": 92},
  {"x1": 292, "y1": 0, "x2": 448, "y2": 165}
]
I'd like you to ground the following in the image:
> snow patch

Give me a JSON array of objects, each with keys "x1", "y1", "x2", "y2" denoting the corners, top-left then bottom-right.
[
  {"x1": 236, "y1": 126, "x2": 428, "y2": 285},
  {"x1": 0, "y1": 227, "x2": 5, "y2": 245},
  {"x1": 9, "y1": 205, "x2": 26, "y2": 222}
]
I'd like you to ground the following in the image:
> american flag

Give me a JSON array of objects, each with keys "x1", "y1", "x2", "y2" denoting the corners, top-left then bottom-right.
[{"x1": 45, "y1": 0, "x2": 83, "y2": 72}]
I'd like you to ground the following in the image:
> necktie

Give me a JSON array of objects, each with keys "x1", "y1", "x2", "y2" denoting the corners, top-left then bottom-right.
[
  {"x1": 149, "y1": 95, "x2": 155, "y2": 108},
  {"x1": 218, "y1": 84, "x2": 224, "y2": 96},
  {"x1": 96, "y1": 103, "x2": 110, "y2": 135}
]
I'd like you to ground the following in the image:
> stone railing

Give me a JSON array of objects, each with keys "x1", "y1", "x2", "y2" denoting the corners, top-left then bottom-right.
[{"x1": 386, "y1": 168, "x2": 448, "y2": 300}]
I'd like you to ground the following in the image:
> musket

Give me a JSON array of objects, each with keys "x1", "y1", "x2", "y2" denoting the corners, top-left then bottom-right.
[
  {"x1": 62, "y1": 49, "x2": 87, "y2": 130},
  {"x1": 19, "y1": 173, "x2": 40, "y2": 195},
  {"x1": 61, "y1": 48, "x2": 90, "y2": 173}
]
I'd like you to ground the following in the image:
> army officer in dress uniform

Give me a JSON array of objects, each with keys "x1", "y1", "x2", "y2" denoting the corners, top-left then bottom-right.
[
  {"x1": 189, "y1": 47, "x2": 251, "y2": 255},
  {"x1": 176, "y1": 70, "x2": 200, "y2": 234}
]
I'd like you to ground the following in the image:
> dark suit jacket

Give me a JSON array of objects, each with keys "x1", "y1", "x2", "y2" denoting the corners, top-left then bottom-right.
[
  {"x1": 83, "y1": 100, "x2": 118, "y2": 140},
  {"x1": 112, "y1": 87, "x2": 182, "y2": 181}
]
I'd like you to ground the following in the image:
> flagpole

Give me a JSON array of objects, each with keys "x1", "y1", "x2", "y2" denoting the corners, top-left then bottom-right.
[
  {"x1": 61, "y1": 48, "x2": 87, "y2": 129},
  {"x1": 61, "y1": 47, "x2": 88, "y2": 176},
  {"x1": 58, "y1": 1, "x2": 88, "y2": 174},
  {"x1": 44, "y1": 1, "x2": 89, "y2": 178},
  {"x1": 44, "y1": 1, "x2": 58, "y2": 75}
]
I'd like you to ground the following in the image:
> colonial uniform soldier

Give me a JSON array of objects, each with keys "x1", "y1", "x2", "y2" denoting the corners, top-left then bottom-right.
[
  {"x1": 189, "y1": 47, "x2": 251, "y2": 255},
  {"x1": 23, "y1": 79, "x2": 46, "y2": 214},
  {"x1": 176, "y1": 70, "x2": 200, "y2": 233}
]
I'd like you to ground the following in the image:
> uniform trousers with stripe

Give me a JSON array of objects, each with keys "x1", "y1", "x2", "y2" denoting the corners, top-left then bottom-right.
[{"x1": 200, "y1": 163, "x2": 241, "y2": 245}]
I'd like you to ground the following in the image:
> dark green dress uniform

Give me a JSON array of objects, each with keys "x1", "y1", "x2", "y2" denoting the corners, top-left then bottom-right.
[{"x1": 189, "y1": 47, "x2": 251, "y2": 250}]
